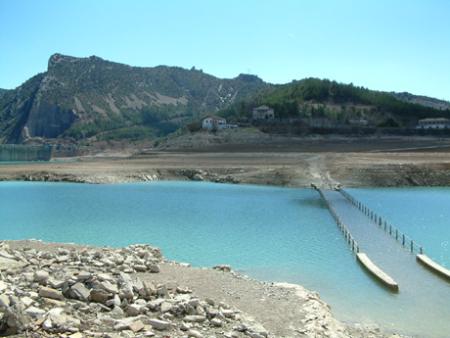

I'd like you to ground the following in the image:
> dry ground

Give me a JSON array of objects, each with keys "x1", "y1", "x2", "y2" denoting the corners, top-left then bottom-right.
[{"x1": 1, "y1": 149, "x2": 450, "y2": 187}]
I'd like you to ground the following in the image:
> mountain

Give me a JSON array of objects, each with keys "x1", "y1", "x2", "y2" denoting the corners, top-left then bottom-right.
[
  {"x1": 221, "y1": 78, "x2": 450, "y2": 128},
  {"x1": 1, "y1": 54, "x2": 449, "y2": 144},
  {"x1": 392, "y1": 92, "x2": 450, "y2": 111},
  {"x1": 0, "y1": 54, "x2": 268, "y2": 143}
]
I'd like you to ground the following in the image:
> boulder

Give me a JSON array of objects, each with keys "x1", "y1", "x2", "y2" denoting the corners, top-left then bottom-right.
[{"x1": 69, "y1": 283, "x2": 90, "y2": 301}]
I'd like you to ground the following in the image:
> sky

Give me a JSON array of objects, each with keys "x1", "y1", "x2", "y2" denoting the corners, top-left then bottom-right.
[{"x1": 1, "y1": 0, "x2": 450, "y2": 100}]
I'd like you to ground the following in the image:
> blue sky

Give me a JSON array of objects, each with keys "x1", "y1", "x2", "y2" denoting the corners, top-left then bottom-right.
[{"x1": 1, "y1": 0, "x2": 449, "y2": 100}]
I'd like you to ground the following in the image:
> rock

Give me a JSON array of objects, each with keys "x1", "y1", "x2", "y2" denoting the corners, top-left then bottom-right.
[
  {"x1": 148, "y1": 318, "x2": 171, "y2": 331},
  {"x1": 69, "y1": 282, "x2": 90, "y2": 301},
  {"x1": 156, "y1": 285, "x2": 169, "y2": 298},
  {"x1": 184, "y1": 315, "x2": 207, "y2": 323},
  {"x1": 45, "y1": 307, "x2": 81, "y2": 333},
  {"x1": 69, "y1": 333, "x2": 84, "y2": 338},
  {"x1": 34, "y1": 270, "x2": 49, "y2": 284},
  {"x1": 134, "y1": 264, "x2": 147, "y2": 272},
  {"x1": 39, "y1": 287, "x2": 64, "y2": 301},
  {"x1": 213, "y1": 264, "x2": 231, "y2": 272},
  {"x1": 0, "y1": 294, "x2": 10, "y2": 308},
  {"x1": 0, "y1": 280, "x2": 7, "y2": 292},
  {"x1": 129, "y1": 320, "x2": 145, "y2": 333},
  {"x1": 188, "y1": 329, "x2": 204, "y2": 338},
  {"x1": 126, "y1": 303, "x2": 144, "y2": 316},
  {"x1": 0, "y1": 305, "x2": 31, "y2": 334},
  {"x1": 147, "y1": 264, "x2": 160, "y2": 273},
  {"x1": 48, "y1": 278, "x2": 65, "y2": 289},
  {"x1": 176, "y1": 286, "x2": 192, "y2": 294},
  {"x1": 210, "y1": 318, "x2": 223, "y2": 327},
  {"x1": 24, "y1": 306, "x2": 46, "y2": 318},
  {"x1": 143, "y1": 281, "x2": 156, "y2": 298},
  {"x1": 76, "y1": 271, "x2": 91, "y2": 281},
  {"x1": 160, "y1": 301, "x2": 172, "y2": 313},
  {"x1": 99, "y1": 280, "x2": 118, "y2": 294},
  {"x1": 110, "y1": 306, "x2": 125, "y2": 319},
  {"x1": 90, "y1": 289, "x2": 112, "y2": 304},
  {"x1": 246, "y1": 332, "x2": 265, "y2": 338},
  {"x1": 221, "y1": 309, "x2": 236, "y2": 318},
  {"x1": 21, "y1": 296, "x2": 34, "y2": 307}
]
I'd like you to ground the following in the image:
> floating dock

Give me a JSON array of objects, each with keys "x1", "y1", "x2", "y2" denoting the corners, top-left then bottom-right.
[
  {"x1": 357, "y1": 253, "x2": 399, "y2": 291},
  {"x1": 417, "y1": 254, "x2": 450, "y2": 281}
]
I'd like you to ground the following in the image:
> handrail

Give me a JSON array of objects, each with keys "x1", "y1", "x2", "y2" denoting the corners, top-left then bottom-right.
[
  {"x1": 313, "y1": 185, "x2": 360, "y2": 254},
  {"x1": 338, "y1": 189, "x2": 424, "y2": 255}
]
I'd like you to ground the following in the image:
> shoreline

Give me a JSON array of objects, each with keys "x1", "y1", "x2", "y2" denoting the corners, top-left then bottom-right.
[
  {"x1": 1, "y1": 151, "x2": 450, "y2": 187},
  {"x1": 0, "y1": 239, "x2": 404, "y2": 338}
]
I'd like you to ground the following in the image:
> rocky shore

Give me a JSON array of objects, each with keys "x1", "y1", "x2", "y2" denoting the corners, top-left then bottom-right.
[{"x1": 0, "y1": 241, "x2": 404, "y2": 338}]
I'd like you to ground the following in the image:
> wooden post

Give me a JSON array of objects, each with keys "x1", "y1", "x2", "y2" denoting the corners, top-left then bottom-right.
[
  {"x1": 411, "y1": 240, "x2": 414, "y2": 253},
  {"x1": 396, "y1": 229, "x2": 398, "y2": 240},
  {"x1": 389, "y1": 224, "x2": 392, "y2": 235},
  {"x1": 402, "y1": 234, "x2": 405, "y2": 246}
]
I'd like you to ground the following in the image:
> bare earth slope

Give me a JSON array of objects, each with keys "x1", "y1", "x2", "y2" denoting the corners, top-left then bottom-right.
[{"x1": 1, "y1": 150, "x2": 450, "y2": 188}]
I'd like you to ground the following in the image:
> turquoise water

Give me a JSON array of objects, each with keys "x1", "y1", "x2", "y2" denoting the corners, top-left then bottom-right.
[
  {"x1": 348, "y1": 187, "x2": 450, "y2": 268},
  {"x1": 0, "y1": 182, "x2": 449, "y2": 337}
]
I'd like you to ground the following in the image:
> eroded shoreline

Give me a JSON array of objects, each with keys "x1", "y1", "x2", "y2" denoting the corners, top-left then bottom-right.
[
  {"x1": 1, "y1": 151, "x2": 450, "y2": 188},
  {"x1": 0, "y1": 240, "x2": 404, "y2": 338}
]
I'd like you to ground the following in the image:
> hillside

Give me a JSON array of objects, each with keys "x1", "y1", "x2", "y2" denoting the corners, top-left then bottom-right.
[
  {"x1": 221, "y1": 78, "x2": 450, "y2": 128},
  {"x1": 0, "y1": 54, "x2": 268, "y2": 143},
  {"x1": 392, "y1": 92, "x2": 450, "y2": 111},
  {"x1": 1, "y1": 55, "x2": 449, "y2": 145}
]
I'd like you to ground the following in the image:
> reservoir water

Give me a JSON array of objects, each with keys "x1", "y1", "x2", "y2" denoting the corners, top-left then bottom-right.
[{"x1": 0, "y1": 181, "x2": 449, "y2": 337}]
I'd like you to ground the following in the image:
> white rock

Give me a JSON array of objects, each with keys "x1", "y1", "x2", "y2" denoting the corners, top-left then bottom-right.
[
  {"x1": 148, "y1": 318, "x2": 171, "y2": 331},
  {"x1": 188, "y1": 329, "x2": 203, "y2": 338},
  {"x1": 34, "y1": 270, "x2": 49, "y2": 284},
  {"x1": 25, "y1": 306, "x2": 46, "y2": 318}
]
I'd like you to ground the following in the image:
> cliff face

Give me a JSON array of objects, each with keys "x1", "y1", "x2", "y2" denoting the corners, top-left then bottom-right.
[{"x1": 0, "y1": 54, "x2": 268, "y2": 143}]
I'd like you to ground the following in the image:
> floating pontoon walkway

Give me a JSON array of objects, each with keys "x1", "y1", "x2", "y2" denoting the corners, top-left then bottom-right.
[{"x1": 315, "y1": 186, "x2": 450, "y2": 294}]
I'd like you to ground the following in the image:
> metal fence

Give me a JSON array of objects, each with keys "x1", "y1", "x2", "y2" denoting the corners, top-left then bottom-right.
[
  {"x1": 339, "y1": 189, "x2": 424, "y2": 255},
  {"x1": 315, "y1": 187, "x2": 361, "y2": 254}
]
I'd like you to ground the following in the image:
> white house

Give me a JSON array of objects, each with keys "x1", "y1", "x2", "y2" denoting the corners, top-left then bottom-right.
[
  {"x1": 252, "y1": 105, "x2": 275, "y2": 120},
  {"x1": 202, "y1": 116, "x2": 227, "y2": 131},
  {"x1": 416, "y1": 118, "x2": 450, "y2": 129}
]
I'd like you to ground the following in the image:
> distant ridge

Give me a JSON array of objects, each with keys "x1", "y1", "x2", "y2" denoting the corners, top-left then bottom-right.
[
  {"x1": 0, "y1": 53, "x2": 449, "y2": 144},
  {"x1": 392, "y1": 92, "x2": 450, "y2": 111},
  {"x1": 0, "y1": 53, "x2": 268, "y2": 143}
]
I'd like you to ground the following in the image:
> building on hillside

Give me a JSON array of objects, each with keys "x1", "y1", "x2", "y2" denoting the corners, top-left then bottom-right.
[
  {"x1": 202, "y1": 116, "x2": 227, "y2": 131},
  {"x1": 348, "y1": 118, "x2": 368, "y2": 127},
  {"x1": 416, "y1": 118, "x2": 450, "y2": 129},
  {"x1": 252, "y1": 105, "x2": 275, "y2": 120}
]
